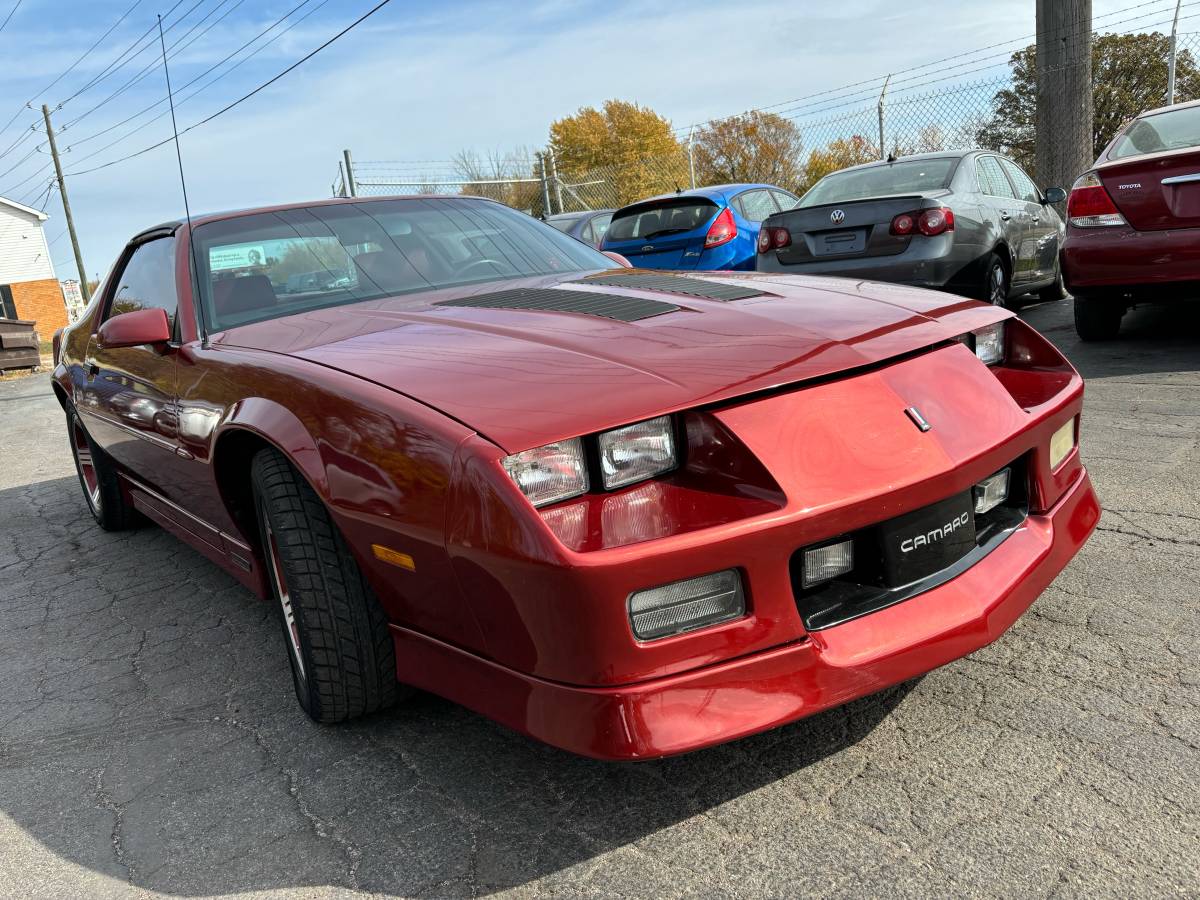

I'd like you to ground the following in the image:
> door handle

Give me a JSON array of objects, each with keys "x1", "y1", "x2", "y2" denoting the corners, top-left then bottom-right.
[
  {"x1": 1000, "y1": 212, "x2": 1011, "y2": 221},
  {"x1": 1030, "y1": 216, "x2": 1040, "y2": 224},
  {"x1": 85, "y1": 359, "x2": 99, "y2": 379}
]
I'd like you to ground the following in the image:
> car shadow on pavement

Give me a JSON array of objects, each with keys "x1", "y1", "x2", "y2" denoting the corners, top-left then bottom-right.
[
  {"x1": 0, "y1": 473, "x2": 914, "y2": 897},
  {"x1": 1020, "y1": 298, "x2": 1200, "y2": 380}
]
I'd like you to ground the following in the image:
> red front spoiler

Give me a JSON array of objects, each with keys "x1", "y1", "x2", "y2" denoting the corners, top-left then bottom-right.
[{"x1": 391, "y1": 469, "x2": 1100, "y2": 760}]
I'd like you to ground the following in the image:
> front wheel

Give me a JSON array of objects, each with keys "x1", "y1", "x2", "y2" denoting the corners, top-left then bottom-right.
[
  {"x1": 250, "y1": 447, "x2": 402, "y2": 723},
  {"x1": 976, "y1": 253, "x2": 1010, "y2": 307},
  {"x1": 1073, "y1": 295, "x2": 1124, "y2": 341}
]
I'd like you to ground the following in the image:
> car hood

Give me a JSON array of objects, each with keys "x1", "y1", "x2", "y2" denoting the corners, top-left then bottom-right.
[{"x1": 214, "y1": 270, "x2": 1008, "y2": 453}]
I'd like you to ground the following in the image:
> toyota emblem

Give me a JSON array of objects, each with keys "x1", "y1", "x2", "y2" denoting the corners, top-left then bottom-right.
[{"x1": 830, "y1": 209, "x2": 846, "y2": 225}]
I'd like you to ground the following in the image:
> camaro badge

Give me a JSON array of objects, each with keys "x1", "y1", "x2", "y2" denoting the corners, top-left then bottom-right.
[
  {"x1": 830, "y1": 209, "x2": 846, "y2": 225},
  {"x1": 905, "y1": 406, "x2": 932, "y2": 432}
]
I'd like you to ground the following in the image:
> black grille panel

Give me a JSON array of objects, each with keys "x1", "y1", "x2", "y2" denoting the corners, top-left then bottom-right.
[
  {"x1": 436, "y1": 288, "x2": 679, "y2": 322},
  {"x1": 576, "y1": 272, "x2": 764, "y2": 301}
]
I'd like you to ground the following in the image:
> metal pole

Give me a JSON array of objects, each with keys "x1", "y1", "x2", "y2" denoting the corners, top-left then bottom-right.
[
  {"x1": 547, "y1": 150, "x2": 564, "y2": 214},
  {"x1": 337, "y1": 161, "x2": 348, "y2": 197},
  {"x1": 877, "y1": 75, "x2": 891, "y2": 161},
  {"x1": 536, "y1": 153, "x2": 552, "y2": 217},
  {"x1": 687, "y1": 126, "x2": 697, "y2": 189},
  {"x1": 1168, "y1": 0, "x2": 1182, "y2": 105},
  {"x1": 41, "y1": 104, "x2": 89, "y2": 304},
  {"x1": 342, "y1": 148, "x2": 357, "y2": 197}
]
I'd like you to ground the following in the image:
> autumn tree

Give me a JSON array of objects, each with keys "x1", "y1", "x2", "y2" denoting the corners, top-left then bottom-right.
[
  {"x1": 799, "y1": 135, "x2": 878, "y2": 193},
  {"x1": 978, "y1": 32, "x2": 1200, "y2": 179},
  {"x1": 452, "y1": 148, "x2": 543, "y2": 214},
  {"x1": 549, "y1": 100, "x2": 686, "y2": 206},
  {"x1": 691, "y1": 111, "x2": 804, "y2": 190}
]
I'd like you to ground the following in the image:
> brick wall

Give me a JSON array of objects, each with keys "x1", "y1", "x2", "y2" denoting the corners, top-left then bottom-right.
[{"x1": 8, "y1": 278, "x2": 68, "y2": 333}]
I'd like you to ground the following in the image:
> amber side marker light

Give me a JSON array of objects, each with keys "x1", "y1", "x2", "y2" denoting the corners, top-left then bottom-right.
[{"x1": 372, "y1": 544, "x2": 416, "y2": 571}]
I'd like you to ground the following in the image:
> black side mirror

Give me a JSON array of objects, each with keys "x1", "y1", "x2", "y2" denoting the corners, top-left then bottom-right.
[{"x1": 1043, "y1": 187, "x2": 1067, "y2": 204}]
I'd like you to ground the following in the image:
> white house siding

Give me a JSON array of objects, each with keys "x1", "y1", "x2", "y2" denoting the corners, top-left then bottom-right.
[{"x1": 0, "y1": 201, "x2": 56, "y2": 284}]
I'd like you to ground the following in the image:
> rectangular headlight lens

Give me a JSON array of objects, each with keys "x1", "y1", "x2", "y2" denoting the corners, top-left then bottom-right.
[
  {"x1": 1050, "y1": 419, "x2": 1076, "y2": 470},
  {"x1": 598, "y1": 415, "x2": 676, "y2": 490},
  {"x1": 501, "y1": 438, "x2": 588, "y2": 508},
  {"x1": 972, "y1": 322, "x2": 1006, "y2": 366},
  {"x1": 628, "y1": 570, "x2": 744, "y2": 641}
]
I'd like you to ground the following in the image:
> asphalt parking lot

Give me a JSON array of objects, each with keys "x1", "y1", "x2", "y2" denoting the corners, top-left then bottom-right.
[{"x1": 0, "y1": 298, "x2": 1196, "y2": 899}]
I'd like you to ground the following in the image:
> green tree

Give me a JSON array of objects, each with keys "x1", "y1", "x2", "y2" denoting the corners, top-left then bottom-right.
[
  {"x1": 692, "y1": 111, "x2": 804, "y2": 190},
  {"x1": 978, "y1": 32, "x2": 1200, "y2": 178},
  {"x1": 549, "y1": 100, "x2": 686, "y2": 205}
]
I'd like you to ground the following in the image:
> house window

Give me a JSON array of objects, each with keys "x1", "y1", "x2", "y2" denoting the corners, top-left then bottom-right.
[{"x1": 0, "y1": 285, "x2": 17, "y2": 320}]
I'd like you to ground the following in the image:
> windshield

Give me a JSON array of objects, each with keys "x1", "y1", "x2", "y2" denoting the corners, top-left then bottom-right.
[
  {"x1": 800, "y1": 158, "x2": 958, "y2": 207},
  {"x1": 1110, "y1": 105, "x2": 1200, "y2": 159},
  {"x1": 606, "y1": 198, "x2": 717, "y2": 242},
  {"x1": 193, "y1": 198, "x2": 613, "y2": 330}
]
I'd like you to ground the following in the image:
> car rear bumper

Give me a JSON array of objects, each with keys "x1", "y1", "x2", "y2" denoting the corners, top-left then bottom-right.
[
  {"x1": 391, "y1": 468, "x2": 1099, "y2": 760},
  {"x1": 756, "y1": 237, "x2": 977, "y2": 287},
  {"x1": 1062, "y1": 225, "x2": 1200, "y2": 293}
]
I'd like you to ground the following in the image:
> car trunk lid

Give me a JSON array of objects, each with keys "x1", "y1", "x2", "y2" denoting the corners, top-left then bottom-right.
[
  {"x1": 764, "y1": 193, "x2": 949, "y2": 266},
  {"x1": 1096, "y1": 147, "x2": 1200, "y2": 231}
]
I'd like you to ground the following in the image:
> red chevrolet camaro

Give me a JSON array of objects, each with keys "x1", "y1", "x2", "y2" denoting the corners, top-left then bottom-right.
[
  {"x1": 1062, "y1": 98, "x2": 1200, "y2": 340},
  {"x1": 53, "y1": 196, "x2": 1099, "y2": 760}
]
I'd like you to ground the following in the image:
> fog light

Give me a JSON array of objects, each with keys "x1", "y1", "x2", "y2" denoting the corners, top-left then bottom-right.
[
  {"x1": 802, "y1": 540, "x2": 854, "y2": 587},
  {"x1": 628, "y1": 570, "x2": 744, "y2": 641},
  {"x1": 1050, "y1": 419, "x2": 1076, "y2": 470},
  {"x1": 974, "y1": 468, "x2": 1011, "y2": 515}
]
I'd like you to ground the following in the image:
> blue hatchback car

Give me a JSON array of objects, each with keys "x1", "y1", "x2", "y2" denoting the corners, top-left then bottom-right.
[{"x1": 601, "y1": 184, "x2": 800, "y2": 270}]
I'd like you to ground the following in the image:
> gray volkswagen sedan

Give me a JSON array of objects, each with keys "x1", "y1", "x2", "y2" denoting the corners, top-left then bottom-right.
[{"x1": 755, "y1": 150, "x2": 1067, "y2": 307}]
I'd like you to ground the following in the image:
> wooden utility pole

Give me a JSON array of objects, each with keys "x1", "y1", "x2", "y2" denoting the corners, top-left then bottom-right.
[
  {"x1": 42, "y1": 104, "x2": 90, "y2": 303},
  {"x1": 1035, "y1": 0, "x2": 1093, "y2": 195}
]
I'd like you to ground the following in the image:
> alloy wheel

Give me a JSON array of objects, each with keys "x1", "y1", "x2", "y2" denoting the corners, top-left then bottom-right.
[
  {"x1": 264, "y1": 518, "x2": 306, "y2": 680},
  {"x1": 71, "y1": 418, "x2": 101, "y2": 514},
  {"x1": 989, "y1": 263, "x2": 1007, "y2": 305}
]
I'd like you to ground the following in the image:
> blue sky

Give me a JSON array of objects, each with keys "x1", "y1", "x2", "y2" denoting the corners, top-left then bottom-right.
[{"x1": 0, "y1": 0, "x2": 1184, "y2": 282}]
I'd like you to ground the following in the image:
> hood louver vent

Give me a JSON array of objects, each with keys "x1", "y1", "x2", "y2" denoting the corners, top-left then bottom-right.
[
  {"x1": 436, "y1": 288, "x2": 679, "y2": 322},
  {"x1": 577, "y1": 273, "x2": 764, "y2": 301}
]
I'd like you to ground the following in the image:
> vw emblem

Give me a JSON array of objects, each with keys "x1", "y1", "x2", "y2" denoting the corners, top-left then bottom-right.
[{"x1": 830, "y1": 209, "x2": 846, "y2": 225}]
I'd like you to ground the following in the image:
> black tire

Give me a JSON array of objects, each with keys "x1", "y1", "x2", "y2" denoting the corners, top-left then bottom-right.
[
  {"x1": 250, "y1": 447, "x2": 401, "y2": 723},
  {"x1": 976, "y1": 253, "x2": 1010, "y2": 307},
  {"x1": 66, "y1": 405, "x2": 139, "y2": 531},
  {"x1": 1073, "y1": 295, "x2": 1124, "y2": 341},
  {"x1": 1038, "y1": 266, "x2": 1066, "y2": 303}
]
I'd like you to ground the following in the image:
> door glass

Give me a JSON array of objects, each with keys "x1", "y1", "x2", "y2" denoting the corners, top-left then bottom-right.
[
  {"x1": 105, "y1": 237, "x2": 179, "y2": 329},
  {"x1": 579, "y1": 219, "x2": 594, "y2": 245},
  {"x1": 999, "y1": 159, "x2": 1042, "y2": 203},
  {"x1": 590, "y1": 213, "x2": 612, "y2": 244},
  {"x1": 976, "y1": 157, "x2": 1017, "y2": 199},
  {"x1": 736, "y1": 190, "x2": 778, "y2": 223}
]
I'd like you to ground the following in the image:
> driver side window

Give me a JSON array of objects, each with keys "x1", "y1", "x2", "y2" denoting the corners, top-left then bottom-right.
[{"x1": 104, "y1": 237, "x2": 179, "y2": 330}]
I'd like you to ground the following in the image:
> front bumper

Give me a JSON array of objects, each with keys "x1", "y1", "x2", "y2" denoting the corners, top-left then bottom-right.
[{"x1": 392, "y1": 468, "x2": 1099, "y2": 760}]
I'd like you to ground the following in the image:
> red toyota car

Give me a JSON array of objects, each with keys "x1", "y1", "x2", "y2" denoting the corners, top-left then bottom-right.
[
  {"x1": 1062, "y1": 99, "x2": 1200, "y2": 339},
  {"x1": 53, "y1": 196, "x2": 1099, "y2": 759}
]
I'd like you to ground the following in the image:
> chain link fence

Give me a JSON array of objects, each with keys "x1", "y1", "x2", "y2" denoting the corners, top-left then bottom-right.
[{"x1": 332, "y1": 31, "x2": 1200, "y2": 216}]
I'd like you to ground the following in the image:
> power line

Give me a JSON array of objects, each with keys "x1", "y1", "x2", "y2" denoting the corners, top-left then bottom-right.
[
  {"x1": 61, "y1": 0, "x2": 241, "y2": 131},
  {"x1": 671, "y1": 0, "x2": 1192, "y2": 134},
  {"x1": 65, "y1": 0, "x2": 396, "y2": 178},
  {"x1": 63, "y1": 0, "x2": 321, "y2": 157},
  {"x1": 0, "y1": 0, "x2": 22, "y2": 36}
]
